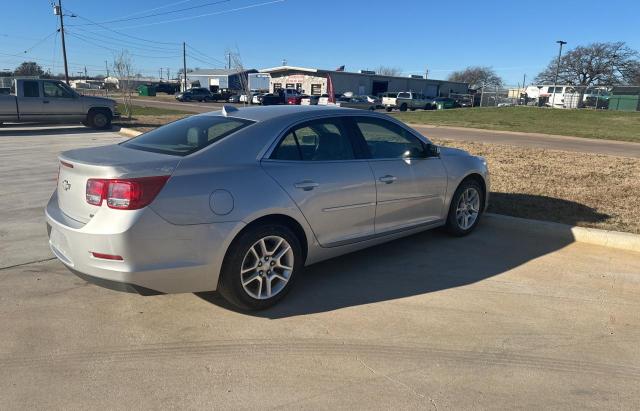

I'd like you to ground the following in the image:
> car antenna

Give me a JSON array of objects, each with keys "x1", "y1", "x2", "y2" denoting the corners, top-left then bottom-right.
[{"x1": 222, "y1": 105, "x2": 239, "y2": 117}]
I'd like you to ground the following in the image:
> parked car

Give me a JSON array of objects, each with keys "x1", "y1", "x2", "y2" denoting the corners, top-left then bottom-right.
[
  {"x1": 365, "y1": 95, "x2": 382, "y2": 108},
  {"x1": 286, "y1": 95, "x2": 303, "y2": 105},
  {"x1": 155, "y1": 82, "x2": 179, "y2": 95},
  {"x1": 300, "y1": 95, "x2": 321, "y2": 105},
  {"x1": 251, "y1": 93, "x2": 266, "y2": 105},
  {"x1": 334, "y1": 96, "x2": 376, "y2": 110},
  {"x1": 46, "y1": 105, "x2": 489, "y2": 310},
  {"x1": 210, "y1": 91, "x2": 233, "y2": 102},
  {"x1": 381, "y1": 92, "x2": 399, "y2": 110},
  {"x1": 0, "y1": 78, "x2": 118, "y2": 129},
  {"x1": 227, "y1": 94, "x2": 241, "y2": 103},
  {"x1": 433, "y1": 97, "x2": 461, "y2": 110},
  {"x1": 175, "y1": 88, "x2": 212, "y2": 102},
  {"x1": 260, "y1": 92, "x2": 285, "y2": 105},
  {"x1": 390, "y1": 92, "x2": 435, "y2": 112}
]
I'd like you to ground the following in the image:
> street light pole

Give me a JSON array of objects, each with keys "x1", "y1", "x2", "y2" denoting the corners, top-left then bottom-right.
[{"x1": 551, "y1": 40, "x2": 567, "y2": 108}]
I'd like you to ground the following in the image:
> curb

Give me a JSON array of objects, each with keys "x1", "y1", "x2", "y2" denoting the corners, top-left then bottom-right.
[
  {"x1": 485, "y1": 213, "x2": 640, "y2": 253},
  {"x1": 117, "y1": 127, "x2": 142, "y2": 138}
]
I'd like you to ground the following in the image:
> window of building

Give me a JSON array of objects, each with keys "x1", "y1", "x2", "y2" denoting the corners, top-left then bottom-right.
[
  {"x1": 22, "y1": 81, "x2": 40, "y2": 98},
  {"x1": 285, "y1": 83, "x2": 294, "y2": 89},
  {"x1": 311, "y1": 84, "x2": 322, "y2": 95},
  {"x1": 273, "y1": 83, "x2": 282, "y2": 91},
  {"x1": 295, "y1": 83, "x2": 302, "y2": 91}
]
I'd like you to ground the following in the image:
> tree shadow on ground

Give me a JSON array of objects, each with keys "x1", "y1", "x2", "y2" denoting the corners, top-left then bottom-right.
[{"x1": 196, "y1": 195, "x2": 610, "y2": 318}]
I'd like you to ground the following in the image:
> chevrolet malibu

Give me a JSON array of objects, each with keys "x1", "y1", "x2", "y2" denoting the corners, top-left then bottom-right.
[{"x1": 46, "y1": 105, "x2": 489, "y2": 310}]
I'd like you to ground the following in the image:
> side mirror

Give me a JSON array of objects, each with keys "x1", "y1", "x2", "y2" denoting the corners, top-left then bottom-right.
[{"x1": 423, "y1": 143, "x2": 440, "y2": 158}]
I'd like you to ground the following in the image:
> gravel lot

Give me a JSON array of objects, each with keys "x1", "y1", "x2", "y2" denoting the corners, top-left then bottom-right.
[{"x1": 1, "y1": 125, "x2": 639, "y2": 410}]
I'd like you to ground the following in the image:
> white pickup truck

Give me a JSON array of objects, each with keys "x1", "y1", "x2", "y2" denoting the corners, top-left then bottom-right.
[
  {"x1": 0, "y1": 79, "x2": 118, "y2": 129},
  {"x1": 384, "y1": 91, "x2": 435, "y2": 112}
]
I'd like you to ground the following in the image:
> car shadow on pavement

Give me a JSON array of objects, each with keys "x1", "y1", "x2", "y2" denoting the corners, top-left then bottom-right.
[
  {"x1": 0, "y1": 124, "x2": 111, "y2": 137},
  {"x1": 198, "y1": 194, "x2": 610, "y2": 318}
]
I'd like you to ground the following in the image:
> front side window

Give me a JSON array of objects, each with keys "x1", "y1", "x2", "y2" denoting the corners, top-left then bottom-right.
[
  {"x1": 43, "y1": 81, "x2": 73, "y2": 98},
  {"x1": 22, "y1": 81, "x2": 40, "y2": 98},
  {"x1": 122, "y1": 115, "x2": 254, "y2": 156},
  {"x1": 271, "y1": 119, "x2": 355, "y2": 161},
  {"x1": 355, "y1": 118, "x2": 425, "y2": 159},
  {"x1": 397, "y1": 92, "x2": 410, "y2": 99}
]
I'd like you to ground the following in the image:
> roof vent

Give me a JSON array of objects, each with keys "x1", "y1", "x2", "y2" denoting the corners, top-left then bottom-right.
[{"x1": 221, "y1": 105, "x2": 239, "y2": 117}]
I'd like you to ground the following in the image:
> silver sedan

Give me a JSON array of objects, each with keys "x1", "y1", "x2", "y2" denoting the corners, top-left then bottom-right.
[{"x1": 46, "y1": 105, "x2": 489, "y2": 310}]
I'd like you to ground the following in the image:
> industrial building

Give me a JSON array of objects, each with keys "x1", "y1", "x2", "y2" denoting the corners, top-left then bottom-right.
[
  {"x1": 259, "y1": 66, "x2": 469, "y2": 97},
  {"x1": 183, "y1": 68, "x2": 257, "y2": 92}
]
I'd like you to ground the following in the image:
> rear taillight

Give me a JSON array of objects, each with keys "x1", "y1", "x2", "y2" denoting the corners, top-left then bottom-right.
[{"x1": 85, "y1": 176, "x2": 169, "y2": 210}]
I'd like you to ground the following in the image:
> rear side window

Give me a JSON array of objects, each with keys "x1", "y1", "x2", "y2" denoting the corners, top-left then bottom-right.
[
  {"x1": 271, "y1": 119, "x2": 355, "y2": 161},
  {"x1": 122, "y1": 115, "x2": 254, "y2": 156},
  {"x1": 22, "y1": 81, "x2": 40, "y2": 97},
  {"x1": 397, "y1": 92, "x2": 410, "y2": 99}
]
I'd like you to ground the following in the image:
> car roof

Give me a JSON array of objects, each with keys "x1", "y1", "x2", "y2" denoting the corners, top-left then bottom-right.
[{"x1": 198, "y1": 105, "x2": 362, "y2": 122}]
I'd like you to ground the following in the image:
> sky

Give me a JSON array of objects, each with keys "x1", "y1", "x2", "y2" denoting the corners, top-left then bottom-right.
[{"x1": 0, "y1": 0, "x2": 638, "y2": 86}]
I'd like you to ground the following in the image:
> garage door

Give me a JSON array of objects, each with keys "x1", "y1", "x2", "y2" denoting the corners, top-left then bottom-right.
[{"x1": 425, "y1": 84, "x2": 438, "y2": 97}]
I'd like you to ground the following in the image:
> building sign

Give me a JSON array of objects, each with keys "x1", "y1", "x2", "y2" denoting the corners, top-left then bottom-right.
[{"x1": 287, "y1": 75, "x2": 305, "y2": 83}]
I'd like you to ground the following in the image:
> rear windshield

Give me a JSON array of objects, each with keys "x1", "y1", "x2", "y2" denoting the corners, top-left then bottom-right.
[{"x1": 121, "y1": 115, "x2": 254, "y2": 156}]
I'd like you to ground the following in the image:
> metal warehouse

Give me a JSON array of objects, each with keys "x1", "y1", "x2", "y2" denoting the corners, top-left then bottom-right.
[
  {"x1": 185, "y1": 68, "x2": 257, "y2": 92},
  {"x1": 259, "y1": 66, "x2": 469, "y2": 97}
]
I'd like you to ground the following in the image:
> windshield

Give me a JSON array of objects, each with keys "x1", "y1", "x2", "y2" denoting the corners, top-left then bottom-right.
[{"x1": 121, "y1": 115, "x2": 254, "y2": 156}]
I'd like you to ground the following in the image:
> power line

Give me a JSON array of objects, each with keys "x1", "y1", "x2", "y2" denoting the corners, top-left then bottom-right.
[
  {"x1": 82, "y1": 0, "x2": 285, "y2": 31},
  {"x1": 65, "y1": 31, "x2": 181, "y2": 59},
  {"x1": 115, "y1": 0, "x2": 197, "y2": 19},
  {"x1": 64, "y1": 8, "x2": 180, "y2": 46},
  {"x1": 69, "y1": 27, "x2": 179, "y2": 53},
  {"x1": 68, "y1": 0, "x2": 231, "y2": 26},
  {"x1": 186, "y1": 44, "x2": 225, "y2": 65}
]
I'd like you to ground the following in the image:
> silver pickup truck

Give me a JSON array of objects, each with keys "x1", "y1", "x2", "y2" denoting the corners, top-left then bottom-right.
[{"x1": 0, "y1": 79, "x2": 118, "y2": 129}]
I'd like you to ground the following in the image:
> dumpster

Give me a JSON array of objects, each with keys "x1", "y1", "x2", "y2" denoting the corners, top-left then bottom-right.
[{"x1": 137, "y1": 84, "x2": 156, "y2": 97}]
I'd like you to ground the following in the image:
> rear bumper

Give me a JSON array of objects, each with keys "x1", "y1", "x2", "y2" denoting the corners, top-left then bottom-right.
[{"x1": 45, "y1": 191, "x2": 244, "y2": 294}]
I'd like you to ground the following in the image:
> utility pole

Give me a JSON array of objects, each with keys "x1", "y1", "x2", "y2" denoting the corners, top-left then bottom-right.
[
  {"x1": 182, "y1": 42, "x2": 187, "y2": 91},
  {"x1": 160, "y1": 67, "x2": 163, "y2": 81},
  {"x1": 105, "y1": 60, "x2": 109, "y2": 77},
  {"x1": 55, "y1": 0, "x2": 70, "y2": 84},
  {"x1": 166, "y1": 68, "x2": 170, "y2": 81},
  {"x1": 84, "y1": 65, "x2": 87, "y2": 81},
  {"x1": 551, "y1": 40, "x2": 567, "y2": 108}
]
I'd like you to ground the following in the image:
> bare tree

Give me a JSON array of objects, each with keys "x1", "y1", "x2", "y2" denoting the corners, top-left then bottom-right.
[
  {"x1": 447, "y1": 66, "x2": 503, "y2": 89},
  {"x1": 376, "y1": 66, "x2": 402, "y2": 76},
  {"x1": 228, "y1": 48, "x2": 251, "y2": 106},
  {"x1": 535, "y1": 42, "x2": 639, "y2": 86},
  {"x1": 113, "y1": 50, "x2": 134, "y2": 120}
]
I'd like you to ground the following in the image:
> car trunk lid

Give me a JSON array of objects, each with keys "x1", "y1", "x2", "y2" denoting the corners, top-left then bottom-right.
[{"x1": 57, "y1": 144, "x2": 180, "y2": 223}]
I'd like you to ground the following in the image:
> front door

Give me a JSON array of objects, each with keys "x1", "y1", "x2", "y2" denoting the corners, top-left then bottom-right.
[
  {"x1": 42, "y1": 81, "x2": 84, "y2": 121},
  {"x1": 261, "y1": 117, "x2": 376, "y2": 247},
  {"x1": 350, "y1": 116, "x2": 447, "y2": 233}
]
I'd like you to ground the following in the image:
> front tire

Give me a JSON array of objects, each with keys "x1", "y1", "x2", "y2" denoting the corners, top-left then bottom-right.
[
  {"x1": 445, "y1": 179, "x2": 484, "y2": 236},
  {"x1": 218, "y1": 224, "x2": 303, "y2": 310},
  {"x1": 86, "y1": 110, "x2": 112, "y2": 129},
  {"x1": 399, "y1": 103, "x2": 408, "y2": 112}
]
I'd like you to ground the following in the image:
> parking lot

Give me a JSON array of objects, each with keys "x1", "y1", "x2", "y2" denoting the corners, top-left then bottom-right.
[{"x1": 1, "y1": 125, "x2": 640, "y2": 409}]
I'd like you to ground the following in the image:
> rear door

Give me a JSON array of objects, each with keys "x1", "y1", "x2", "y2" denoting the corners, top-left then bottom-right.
[
  {"x1": 15, "y1": 80, "x2": 45, "y2": 121},
  {"x1": 261, "y1": 117, "x2": 376, "y2": 247},
  {"x1": 350, "y1": 116, "x2": 447, "y2": 233}
]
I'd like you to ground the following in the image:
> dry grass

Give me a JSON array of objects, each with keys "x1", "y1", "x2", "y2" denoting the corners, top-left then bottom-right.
[
  {"x1": 433, "y1": 138, "x2": 640, "y2": 233},
  {"x1": 115, "y1": 114, "x2": 189, "y2": 133}
]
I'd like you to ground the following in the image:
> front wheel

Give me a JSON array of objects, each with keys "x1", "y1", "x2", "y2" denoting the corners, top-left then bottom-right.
[
  {"x1": 385, "y1": 107, "x2": 392, "y2": 112},
  {"x1": 399, "y1": 103, "x2": 408, "y2": 112},
  {"x1": 445, "y1": 179, "x2": 484, "y2": 236},
  {"x1": 86, "y1": 110, "x2": 112, "y2": 129},
  {"x1": 218, "y1": 224, "x2": 303, "y2": 310}
]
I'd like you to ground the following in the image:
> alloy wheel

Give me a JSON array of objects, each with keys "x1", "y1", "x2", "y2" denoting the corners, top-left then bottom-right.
[
  {"x1": 455, "y1": 187, "x2": 480, "y2": 230},
  {"x1": 240, "y1": 236, "x2": 294, "y2": 300}
]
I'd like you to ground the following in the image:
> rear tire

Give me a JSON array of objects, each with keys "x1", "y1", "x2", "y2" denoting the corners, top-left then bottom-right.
[
  {"x1": 86, "y1": 109, "x2": 112, "y2": 129},
  {"x1": 218, "y1": 224, "x2": 303, "y2": 311},
  {"x1": 399, "y1": 103, "x2": 408, "y2": 112},
  {"x1": 385, "y1": 107, "x2": 392, "y2": 112},
  {"x1": 445, "y1": 179, "x2": 484, "y2": 236}
]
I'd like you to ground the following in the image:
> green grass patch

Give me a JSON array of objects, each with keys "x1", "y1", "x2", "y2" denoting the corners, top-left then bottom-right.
[
  {"x1": 116, "y1": 103, "x2": 190, "y2": 116},
  {"x1": 393, "y1": 107, "x2": 640, "y2": 142}
]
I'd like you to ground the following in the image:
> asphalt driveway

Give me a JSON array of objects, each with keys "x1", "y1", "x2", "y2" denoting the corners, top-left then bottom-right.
[{"x1": 1, "y1": 125, "x2": 639, "y2": 409}]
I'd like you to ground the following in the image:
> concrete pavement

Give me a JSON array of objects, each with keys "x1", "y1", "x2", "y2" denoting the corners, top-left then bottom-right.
[
  {"x1": 1, "y1": 125, "x2": 640, "y2": 409},
  {"x1": 127, "y1": 97, "x2": 640, "y2": 158}
]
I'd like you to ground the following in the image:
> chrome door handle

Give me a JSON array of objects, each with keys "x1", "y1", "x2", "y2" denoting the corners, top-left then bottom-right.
[
  {"x1": 294, "y1": 181, "x2": 319, "y2": 191},
  {"x1": 378, "y1": 175, "x2": 397, "y2": 184}
]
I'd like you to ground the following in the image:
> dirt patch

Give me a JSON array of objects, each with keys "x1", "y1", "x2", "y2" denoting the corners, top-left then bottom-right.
[{"x1": 434, "y1": 138, "x2": 640, "y2": 234}]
